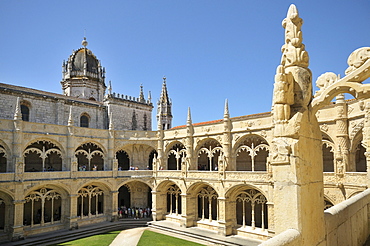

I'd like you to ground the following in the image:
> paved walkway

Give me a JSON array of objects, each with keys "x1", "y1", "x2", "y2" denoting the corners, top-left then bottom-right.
[{"x1": 110, "y1": 227, "x2": 147, "y2": 246}]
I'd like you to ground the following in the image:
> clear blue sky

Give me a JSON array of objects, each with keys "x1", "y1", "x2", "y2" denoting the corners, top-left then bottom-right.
[{"x1": 0, "y1": 1, "x2": 369, "y2": 129}]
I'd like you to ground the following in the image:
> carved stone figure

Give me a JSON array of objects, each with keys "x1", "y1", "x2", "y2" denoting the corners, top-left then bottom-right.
[{"x1": 273, "y1": 65, "x2": 294, "y2": 122}]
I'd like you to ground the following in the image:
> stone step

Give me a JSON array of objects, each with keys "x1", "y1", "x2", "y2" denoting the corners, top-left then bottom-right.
[{"x1": 147, "y1": 222, "x2": 244, "y2": 246}]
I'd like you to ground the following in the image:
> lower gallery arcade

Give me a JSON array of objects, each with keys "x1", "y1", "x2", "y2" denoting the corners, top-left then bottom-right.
[{"x1": 1, "y1": 120, "x2": 366, "y2": 242}]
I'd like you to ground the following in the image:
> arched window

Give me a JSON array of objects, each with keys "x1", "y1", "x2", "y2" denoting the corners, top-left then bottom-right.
[
  {"x1": 197, "y1": 140, "x2": 222, "y2": 171},
  {"x1": 355, "y1": 142, "x2": 366, "y2": 172},
  {"x1": 75, "y1": 143, "x2": 104, "y2": 171},
  {"x1": 167, "y1": 143, "x2": 186, "y2": 170},
  {"x1": 167, "y1": 184, "x2": 181, "y2": 215},
  {"x1": 21, "y1": 105, "x2": 30, "y2": 121},
  {"x1": 24, "y1": 188, "x2": 62, "y2": 227},
  {"x1": 0, "y1": 145, "x2": 7, "y2": 173},
  {"x1": 236, "y1": 136, "x2": 269, "y2": 171},
  {"x1": 24, "y1": 140, "x2": 62, "y2": 172},
  {"x1": 80, "y1": 114, "x2": 89, "y2": 128},
  {"x1": 116, "y1": 150, "x2": 130, "y2": 170},
  {"x1": 322, "y1": 140, "x2": 335, "y2": 172},
  {"x1": 77, "y1": 185, "x2": 104, "y2": 218},
  {"x1": 197, "y1": 186, "x2": 218, "y2": 222},
  {"x1": 236, "y1": 189, "x2": 268, "y2": 230}
]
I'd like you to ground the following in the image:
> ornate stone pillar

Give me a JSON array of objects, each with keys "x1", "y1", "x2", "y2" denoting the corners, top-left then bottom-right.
[
  {"x1": 269, "y1": 5, "x2": 325, "y2": 245},
  {"x1": 216, "y1": 197, "x2": 233, "y2": 236},
  {"x1": 67, "y1": 194, "x2": 79, "y2": 230},
  {"x1": 110, "y1": 190, "x2": 119, "y2": 222},
  {"x1": 222, "y1": 100, "x2": 232, "y2": 175},
  {"x1": 180, "y1": 193, "x2": 196, "y2": 227},
  {"x1": 156, "y1": 121, "x2": 165, "y2": 170},
  {"x1": 107, "y1": 111, "x2": 115, "y2": 171},
  {"x1": 151, "y1": 190, "x2": 166, "y2": 221},
  {"x1": 67, "y1": 106, "x2": 75, "y2": 172},
  {"x1": 13, "y1": 97, "x2": 23, "y2": 174},
  {"x1": 11, "y1": 199, "x2": 25, "y2": 241},
  {"x1": 266, "y1": 202, "x2": 274, "y2": 232},
  {"x1": 335, "y1": 94, "x2": 349, "y2": 174},
  {"x1": 185, "y1": 108, "x2": 195, "y2": 170}
]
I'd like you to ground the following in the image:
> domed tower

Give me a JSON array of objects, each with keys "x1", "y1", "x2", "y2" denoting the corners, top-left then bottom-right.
[{"x1": 61, "y1": 37, "x2": 106, "y2": 101}]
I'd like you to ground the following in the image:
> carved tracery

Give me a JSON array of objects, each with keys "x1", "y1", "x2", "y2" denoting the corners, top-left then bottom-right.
[{"x1": 24, "y1": 188, "x2": 61, "y2": 227}]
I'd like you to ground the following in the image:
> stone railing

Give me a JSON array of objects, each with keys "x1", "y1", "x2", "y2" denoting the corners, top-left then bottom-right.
[{"x1": 324, "y1": 188, "x2": 370, "y2": 246}]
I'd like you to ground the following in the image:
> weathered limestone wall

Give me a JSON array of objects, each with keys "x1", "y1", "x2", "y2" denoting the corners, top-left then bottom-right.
[{"x1": 324, "y1": 189, "x2": 370, "y2": 246}]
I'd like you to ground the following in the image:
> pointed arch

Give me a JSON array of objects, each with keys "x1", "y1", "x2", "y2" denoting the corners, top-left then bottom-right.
[{"x1": 234, "y1": 135, "x2": 269, "y2": 172}]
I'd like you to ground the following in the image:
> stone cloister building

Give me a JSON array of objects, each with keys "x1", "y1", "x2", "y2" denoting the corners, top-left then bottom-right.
[{"x1": 1, "y1": 4, "x2": 370, "y2": 245}]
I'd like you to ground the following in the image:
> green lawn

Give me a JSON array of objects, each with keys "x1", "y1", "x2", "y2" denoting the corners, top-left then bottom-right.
[
  {"x1": 51, "y1": 230, "x2": 121, "y2": 246},
  {"x1": 137, "y1": 230, "x2": 204, "y2": 246}
]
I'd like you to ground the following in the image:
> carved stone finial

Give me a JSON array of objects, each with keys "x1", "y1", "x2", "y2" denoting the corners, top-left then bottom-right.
[
  {"x1": 314, "y1": 72, "x2": 338, "y2": 97},
  {"x1": 281, "y1": 4, "x2": 309, "y2": 68},
  {"x1": 224, "y1": 99, "x2": 229, "y2": 119},
  {"x1": 187, "y1": 107, "x2": 192, "y2": 125},
  {"x1": 345, "y1": 47, "x2": 370, "y2": 75},
  {"x1": 68, "y1": 105, "x2": 73, "y2": 126},
  {"x1": 108, "y1": 81, "x2": 112, "y2": 95},
  {"x1": 14, "y1": 97, "x2": 22, "y2": 121},
  {"x1": 109, "y1": 111, "x2": 114, "y2": 130},
  {"x1": 139, "y1": 84, "x2": 145, "y2": 103}
]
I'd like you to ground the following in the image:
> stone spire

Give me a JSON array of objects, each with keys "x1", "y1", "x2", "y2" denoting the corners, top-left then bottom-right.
[
  {"x1": 148, "y1": 91, "x2": 152, "y2": 104},
  {"x1": 187, "y1": 107, "x2": 192, "y2": 126},
  {"x1": 224, "y1": 99, "x2": 229, "y2": 119},
  {"x1": 14, "y1": 97, "x2": 22, "y2": 121},
  {"x1": 157, "y1": 76, "x2": 173, "y2": 130},
  {"x1": 139, "y1": 84, "x2": 145, "y2": 103},
  {"x1": 108, "y1": 81, "x2": 112, "y2": 95}
]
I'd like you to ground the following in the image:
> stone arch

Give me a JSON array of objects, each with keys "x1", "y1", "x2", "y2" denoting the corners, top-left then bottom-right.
[
  {"x1": 23, "y1": 139, "x2": 64, "y2": 172},
  {"x1": 116, "y1": 149, "x2": 130, "y2": 170},
  {"x1": 75, "y1": 181, "x2": 112, "y2": 219},
  {"x1": 0, "y1": 191, "x2": 14, "y2": 233},
  {"x1": 0, "y1": 140, "x2": 10, "y2": 173},
  {"x1": 23, "y1": 184, "x2": 69, "y2": 227},
  {"x1": 23, "y1": 137, "x2": 65, "y2": 156},
  {"x1": 347, "y1": 190, "x2": 365, "y2": 199},
  {"x1": 350, "y1": 128, "x2": 366, "y2": 172},
  {"x1": 117, "y1": 180, "x2": 152, "y2": 210},
  {"x1": 233, "y1": 134, "x2": 269, "y2": 172},
  {"x1": 116, "y1": 143, "x2": 156, "y2": 170},
  {"x1": 166, "y1": 141, "x2": 186, "y2": 170},
  {"x1": 324, "y1": 195, "x2": 335, "y2": 210},
  {"x1": 195, "y1": 138, "x2": 222, "y2": 171},
  {"x1": 225, "y1": 184, "x2": 269, "y2": 231},
  {"x1": 322, "y1": 139, "x2": 335, "y2": 172},
  {"x1": 75, "y1": 142, "x2": 105, "y2": 171}
]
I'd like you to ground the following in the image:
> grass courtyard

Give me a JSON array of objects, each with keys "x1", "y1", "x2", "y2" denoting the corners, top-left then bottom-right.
[{"x1": 52, "y1": 229, "x2": 204, "y2": 246}]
